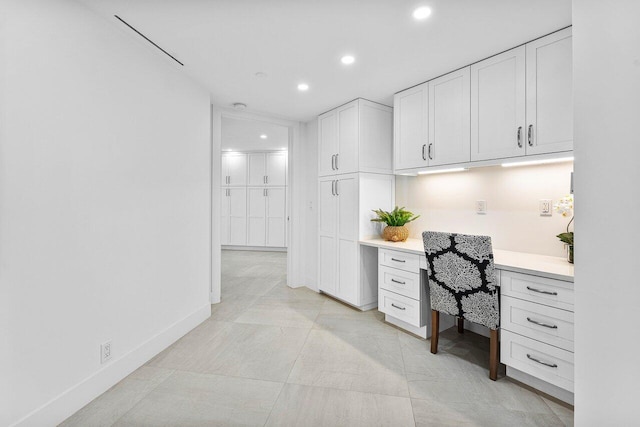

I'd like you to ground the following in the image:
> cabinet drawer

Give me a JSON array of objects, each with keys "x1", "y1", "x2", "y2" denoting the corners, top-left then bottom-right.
[
  {"x1": 378, "y1": 289, "x2": 423, "y2": 327},
  {"x1": 501, "y1": 295, "x2": 574, "y2": 352},
  {"x1": 501, "y1": 330, "x2": 574, "y2": 392},
  {"x1": 501, "y1": 271, "x2": 574, "y2": 311},
  {"x1": 379, "y1": 265, "x2": 421, "y2": 299},
  {"x1": 379, "y1": 249, "x2": 420, "y2": 273}
]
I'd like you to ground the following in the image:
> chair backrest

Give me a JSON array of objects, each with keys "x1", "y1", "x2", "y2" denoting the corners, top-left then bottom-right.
[{"x1": 422, "y1": 231, "x2": 499, "y2": 330}]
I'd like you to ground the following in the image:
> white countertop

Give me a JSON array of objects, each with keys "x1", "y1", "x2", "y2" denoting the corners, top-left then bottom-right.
[{"x1": 360, "y1": 237, "x2": 574, "y2": 282}]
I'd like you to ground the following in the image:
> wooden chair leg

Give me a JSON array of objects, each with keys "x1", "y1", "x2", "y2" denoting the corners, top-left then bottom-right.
[
  {"x1": 489, "y1": 329, "x2": 499, "y2": 381},
  {"x1": 457, "y1": 317, "x2": 464, "y2": 333},
  {"x1": 430, "y1": 310, "x2": 439, "y2": 354}
]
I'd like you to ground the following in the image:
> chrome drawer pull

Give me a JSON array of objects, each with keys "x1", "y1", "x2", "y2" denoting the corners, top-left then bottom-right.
[
  {"x1": 526, "y1": 317, "x2": 558, "y2": 329},
  {"x1": 526, "y1": 286, "x2": 558, "y2": 296},
  {"x1": 526, "y1": 354, "x2": 558, "y2": 368},
  {"x1": 390, "y1": 258, "x2": 406, "y2": 263},
  {"x1": 391, "y1": 278, "x2": 406, "y2": 285},
  {"x1": 391, "y1": 303, "x2": 406, "y2": 311}
]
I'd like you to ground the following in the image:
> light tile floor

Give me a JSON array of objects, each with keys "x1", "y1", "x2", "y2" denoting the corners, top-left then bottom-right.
[{"x1": 62, "y1": 250, "x2": 574, "y2": 426}]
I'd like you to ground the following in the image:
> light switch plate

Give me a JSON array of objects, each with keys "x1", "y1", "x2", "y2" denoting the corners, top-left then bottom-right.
[
  {"x1": 539, "y1": 199, "x2": 552, "y2": 216},
  {"x1": 476, "y1": 200, "x2": 487, "y2": 215}
]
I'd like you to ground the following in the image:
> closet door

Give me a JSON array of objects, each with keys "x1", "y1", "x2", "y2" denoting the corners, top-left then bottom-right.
[
  {"x1": 318, "y1": 176, "x2": 338, "y2": 295},
  {"x1": 318, "y1": 111, "x2": 338, "y2": 177},
  {"x1": 336, "y1": 101, "x2": 358, "y2": 174},
  {"x1": 247, "y1": 153, "x2": 266, "y2": 186},
  {"x1": 266, "y1": 187, "x2": 286, "y2": 247},
  {"x1": 471, "y1": 46, "x2": 526, "y2": 161},
  {"x1": 226, "y1": 153, "x2": 247, "y2": 186},
  {"x1": 336, "y1": 175, "x2": 358, "y2": 305},
  {"x1": 228, "y1": 187, "x2": 247, "y2": 245},
  {"x1": 247, "y1": 188, "x2": 266, "y2": 246},
  {"x1": 265, "y1": 152, "x2": 287, "y2": 186}
]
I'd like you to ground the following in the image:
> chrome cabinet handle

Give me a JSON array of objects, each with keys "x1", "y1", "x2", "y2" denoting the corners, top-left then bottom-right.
[
  {"x1": 391, "y1": 278, "x2": 406, "y2": 285},
  {"x1": 528, "y1": 124, "x2": 534, "y2": 147},
  {"x1": 526, "y1": 317, "x2": 558, "y2": 329},
  {"x1": 390, "y1": 258, "x2": 406, "y2": 263},
  {"x1": 391, "y1": 303, "x2": 406, "y2": 311},
  {"x1": 517, "y1": 126, "x2": 523, "y2": 148},
  {"x1": 335, "y1": 153, "x2": 339, "y2": 170},
  {"x1": 428, "y1": 143, "x2": 433, "y2": 160},
  {"x1": 265, "y1": 175, "x2": 268, "y2": 184},
  {"x1": 331, "y1": 180, "x2": 335, "y2": 196},
  {"x1": 331, "y1": 154, "x2": 335, "y2": 170},
  {"x1": 335, "y1": 180, "x2": 339, "y2": 196},
  {"x1": 422, "y1": 144, "x2": 427, "y2": 161},
  {"x1": 527, "y1": 354, "x2": 558, "y2": 368},
  {"x1": 526, "y1": 286, "x2": 558, "y2": 296}
]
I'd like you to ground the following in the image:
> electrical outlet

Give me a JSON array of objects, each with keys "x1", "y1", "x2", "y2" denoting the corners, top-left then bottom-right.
[
  {"x1": 539, "y1": 199, "x2": 552, "y2": 216},
  {"x1": 476, "y1": 200, "x2": 487, "y2": 215},
  {"x1": 101, "y1": 341, "x2": 112, "y2": 364}
]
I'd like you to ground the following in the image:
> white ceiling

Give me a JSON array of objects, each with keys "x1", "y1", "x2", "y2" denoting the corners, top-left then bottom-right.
[
  {"x1": 221, "y1": 117, "x2": 289, "y2": 152},
  {"x1": 79, "y1": 0, "x2": 571, "y2": 122}
]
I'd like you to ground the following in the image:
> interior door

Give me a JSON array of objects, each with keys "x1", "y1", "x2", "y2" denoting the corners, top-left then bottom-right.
[
  {"x1": 228, "y1": 187, "x2": 247, "y2": 245},
  {"x1": 247, "y1": 187, "x2": 266, "y2": 246},
  {"x1": 247, "y1": 153, "x2": 266, "y2": 186},
  {"x1": 318, "y1": 111, "x2": 338, "y2": 177},
  {"x1": 266, "y1": 187, "x2": 286, "y2": 247},
  {"x1": 526, "y1": 28, "x2": 573, "y2": 155},
  {"x1": 318, "y1": 176, "x2": 337, "y2": 295},
  {"x1": 336, "y1": 175, "x2": 358, "y2": 305},
  {"x1": 265, "y1": 152, "x2": 287, "y2": 186},
  {"x1": 471, "y1": 46, "x2": 526, "y2": 161},
  {"x1": 394, "y1": 84, "x2": 428, "y2": 170},
  {"x1": 429, "y1": 67, "x2": 471, "y2": 166}
]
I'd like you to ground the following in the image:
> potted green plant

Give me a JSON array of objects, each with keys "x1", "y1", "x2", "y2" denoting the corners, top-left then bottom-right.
[
  {"x1": 554, "y1": 195, "x2": 574, "y2": 263},
  {"x1": 371, "y1": 206, "x2": 420, "y2": 242}
]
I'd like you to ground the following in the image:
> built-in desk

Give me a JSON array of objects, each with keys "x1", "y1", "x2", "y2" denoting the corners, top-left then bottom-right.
[{"x1": 360, "y1": 237, "x2": 575, "y2": 404}]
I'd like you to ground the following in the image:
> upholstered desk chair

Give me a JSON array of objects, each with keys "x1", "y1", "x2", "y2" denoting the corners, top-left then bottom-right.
[{"x1": 422, "y1": 231, "x2": 500, "y2": 380}]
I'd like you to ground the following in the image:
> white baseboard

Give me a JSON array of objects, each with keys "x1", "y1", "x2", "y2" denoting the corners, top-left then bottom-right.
[
  {"x1": 13, "y1": 304, "x2": 211, "y2": 427},
  {"x1": 221, "y1": 245, "x2": 287, "y2": 252}
]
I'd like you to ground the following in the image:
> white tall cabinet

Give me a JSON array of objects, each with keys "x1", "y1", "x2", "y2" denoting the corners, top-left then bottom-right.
[
  {"x1": 222, "y1": 151, "x2": 287, "y2": 249},
  {"x1": 318, "y1": 99, "x2": 394, "y2": 310}
]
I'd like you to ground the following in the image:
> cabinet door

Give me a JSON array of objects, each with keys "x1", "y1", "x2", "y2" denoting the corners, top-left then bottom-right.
[
  {"x1": 228, "y1": 188, "x2": 247, "y2": 245},
  {"x1": 471, "y1": 46, "x2": 526, "y2": 161},
  {"x1": 266, "y1": 187, "x2": 286, "y2": 247},
  {"x1": 220, "y1": 190, "x2": 230, "y2": 245},
  {"x1": 394, "y1": 84, "x2": 428, "y2": 170},
  {"x1": 526, "y1": 28, "x2": 573, "y2": 155},
  {"x1": 429, "y1": 67, "x2": 471, "y2": 166},
  {"x1": 226, "y1": 153, "x2": 247, "y2": 186},
  {"x1": 247, "y1": 153, "x2": 266, "y2": 186},
  {"x1": 247, "y1": 188, "x2": 266, "y2": 246},
  {"x1": 318, "y1": 111, "x2": 338, "y2": 177},
  {"x1": 265, "y1": 152, "x2": 287, "y2": 186},
  {"x1": 318, "y1": 177, "x2": 337, "y2": 295},
  {"x1": 336, "y1": 102, "x2": 359, "y2": 174},
  {"x1": 336, "y1": 175, "x2": 359, "y2": 305}
]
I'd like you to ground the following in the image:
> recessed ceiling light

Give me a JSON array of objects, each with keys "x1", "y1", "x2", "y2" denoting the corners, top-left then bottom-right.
[
  {"x1": 260, "y1": 134, "x2": 268, "y2": 139},
  {"x1": 412, "y1": 6, "x2": 432, "y2": 20},
  {"x1": 297, "y1": 83, "x2": 309, "y2": 91},
  {"x1": 341, "y1": 55, "x2": 355, "y2": 65}
]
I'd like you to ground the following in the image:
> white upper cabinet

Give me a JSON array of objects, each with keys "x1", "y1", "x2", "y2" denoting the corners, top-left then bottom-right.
[
  {"x1": 248, "y1": 152, "x2": 287, "y2": 186},
  {"x1": 429, "y1": 67, "x2": 471, "y2": 166},
  {"x1": 471, "y1": 46, "x2": 527, "y2": 161},
  {"x1": 318, "y1": 99, "x2": 393, "y2": 176},
  {"x1": 394, "y1": 84, "x2": 428, "y2": 170},
  {"x1": 222, "y1": 152, "x2": 247, "y2": 186},
  {"x1": 525, "y1": 27, "x2": 573, "y2": 155}
]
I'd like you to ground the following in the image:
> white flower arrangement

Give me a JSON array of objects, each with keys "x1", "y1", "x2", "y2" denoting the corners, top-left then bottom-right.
[{"x1": 554, "y1": 195, "x2": 574, "y2": 217}]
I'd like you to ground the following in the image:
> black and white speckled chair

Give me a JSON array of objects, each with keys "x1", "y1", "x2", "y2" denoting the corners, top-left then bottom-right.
[{"x1": 422, "y1": 231, "x2": 500, "y2": 380}]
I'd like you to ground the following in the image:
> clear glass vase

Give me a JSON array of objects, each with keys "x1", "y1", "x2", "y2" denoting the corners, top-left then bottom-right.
[{"x1": 567, "y1": 244, "x2": 574, "y2": 264}]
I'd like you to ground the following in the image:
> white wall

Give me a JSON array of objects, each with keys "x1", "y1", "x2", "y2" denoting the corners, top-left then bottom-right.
[
  {"x1": 396, "y1": 162, "x2": 574, "y2": 257},
  {"x1": 302, "y1": 120, "x2": 319, "y2": 290},
  {"x1": 573, "y1": 0, "x2": 640, "y2": 423},
  {"x1": 0, "y1": 1, "x2": 211, "y2": 425}
]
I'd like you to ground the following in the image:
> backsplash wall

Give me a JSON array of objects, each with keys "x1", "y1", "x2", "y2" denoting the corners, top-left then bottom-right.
[{"x1": 395, "y1": 162, "x2": 574, "y2": 258}]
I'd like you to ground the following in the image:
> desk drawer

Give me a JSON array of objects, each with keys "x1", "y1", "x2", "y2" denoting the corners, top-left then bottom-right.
[
  {"x1": 501, "y1": 271, "x2": 574, "y2": 311},
  {"x1": 379, "y1": 265, "x2": 421, "y2": 299},
  {"x1": 501, "y1": 330, "x2": 574, "y2": 392},
  {"x1": 379, "y1": 249, "x2": 420, "y2": 273},
  {"x1": 501, "y1": 295, "x2": 574, "y2": 352},
  {"x1": 378, "y1": 289, "x2": 423, "y2": 327}
]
